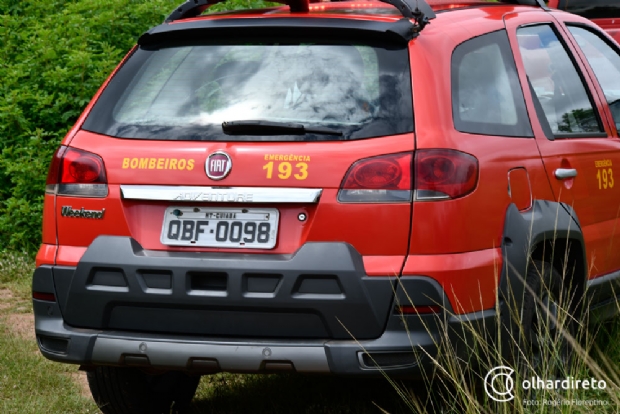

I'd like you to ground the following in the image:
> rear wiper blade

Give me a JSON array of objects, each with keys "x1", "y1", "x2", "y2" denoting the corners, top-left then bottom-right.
[{"x1": 222, "y1": 120, "x2": 343, "y2": 136}]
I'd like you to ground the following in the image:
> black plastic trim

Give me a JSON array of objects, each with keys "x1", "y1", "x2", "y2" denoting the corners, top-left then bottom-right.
[
  {"x1": 139, "y1": 18, "x2": 418, "y2": 46},
  {"x1": 500, "y1": 201, "x2": 586, "y2": 309},
  {"x1": 34, "y1": 238, "x2": 502, "y2": 377},
  {"x1": 55, "y1": 237, "x2": 398, "y2": 340},
  {"x1": 393, "y1": 276, "x2": 451, "y2": 311},
  {"x1": 34, "y1": 291, "x2": 498, "y2": 378},
  {"x1": 586, "y1": 270, "x2": 620, "y2": 322},
  {"x1": 554, "y1": 133, "x2": 609, "y2": 139},
  {"x1": 32, "y1": 266, "x2": 57, "y2": 295}
]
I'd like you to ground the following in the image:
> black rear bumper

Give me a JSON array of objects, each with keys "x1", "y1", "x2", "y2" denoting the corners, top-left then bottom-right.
[
  {"x1": 33, "y1": 236, "x2": 498, "y2": 377},
  {"x1": 49, "y1": 237, "x2": 401, "y2": 340}
]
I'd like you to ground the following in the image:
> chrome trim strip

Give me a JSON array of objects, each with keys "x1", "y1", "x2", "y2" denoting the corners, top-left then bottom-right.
[
  {"x1": 413, "y1": 190, "x2": 450, "y2": 201},
  {"x1": 92, "y1": 337, "x2": 330, "y2": 373},
  {"x1": 120, "y1": 185, "x2": 322, "y2": 203}
]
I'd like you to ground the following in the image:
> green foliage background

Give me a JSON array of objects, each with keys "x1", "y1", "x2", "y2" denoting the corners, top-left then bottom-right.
[{"x1": 0, "y1": 0, "x2": 271, "y2": 253}]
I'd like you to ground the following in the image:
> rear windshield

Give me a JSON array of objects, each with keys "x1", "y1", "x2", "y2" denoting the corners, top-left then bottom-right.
[
  {"x1": 557, "y1": 0, "x2": 620, "y2": 19},
  {"x1": 83, "y1": 39, "x2": 413, "y2": 141}
]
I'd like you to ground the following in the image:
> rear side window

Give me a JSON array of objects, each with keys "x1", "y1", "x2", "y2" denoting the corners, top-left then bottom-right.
[
  {"x1": 517, "y1": 25, "x2": 603, "y2": 137},
  {"x1": 568, "y1": 25, "x2": 620, "y2": 131},
  {"x1": 83, "y1": 39, "x2": 413, "y2": 141},
  {"x1": 452, "y1": 30, "x2": 532, "y2": 137}
]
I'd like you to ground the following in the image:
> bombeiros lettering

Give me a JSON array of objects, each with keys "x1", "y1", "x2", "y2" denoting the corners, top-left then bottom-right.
[{"x1": 122, "y1": 158, "x2": 195, "y2": 170}]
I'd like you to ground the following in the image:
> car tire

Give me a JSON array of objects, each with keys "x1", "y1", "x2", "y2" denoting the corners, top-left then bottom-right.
[
  {"x1": 87, "y1": 366, "x2": 200, "y2": 414},
  {"x1": 511, "y1": 260, "x2": 576, "y2": 375}
]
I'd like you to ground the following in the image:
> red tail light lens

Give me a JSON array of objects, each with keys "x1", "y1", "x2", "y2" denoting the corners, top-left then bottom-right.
[
  {"x1": 339, "y1": 153, "x2": 412, "y2": 203},
  {"x1": 414, "y1": 149, "x2": 478, "y2": 200},
  {"x1": 60, "y1": 148, "x2": 107, "y2": 184},
  {"x1": 46, "y1": 146, "x2": 108, "y2": 197},
  {"x1": 45, "y1": 146, "x2": 67, "y2": 194}
]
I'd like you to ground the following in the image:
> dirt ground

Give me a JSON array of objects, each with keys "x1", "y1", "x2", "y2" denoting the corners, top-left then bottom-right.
[{"x1": 0, "y1": 288, "x2": 91, "y2": 398}]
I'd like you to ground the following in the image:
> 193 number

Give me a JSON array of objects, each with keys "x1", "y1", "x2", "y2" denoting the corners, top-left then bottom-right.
[
  {"x1": 263, "y1": 161, "x2": 308, "y2": 180},
  {"x1": 596, "y1": 168, "x2": 615, "y2": 190}
]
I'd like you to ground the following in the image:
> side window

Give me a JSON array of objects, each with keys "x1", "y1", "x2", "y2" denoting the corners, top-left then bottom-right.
[
  {"x1": 517, "y1": 25, "x2": 603, "y2": 137},
  {"x1": 452, "y1": 30, "x2": 532, "y2": 137},
  {"x1": 568, "y1": 25, "x2": 620, "y2": 131}
]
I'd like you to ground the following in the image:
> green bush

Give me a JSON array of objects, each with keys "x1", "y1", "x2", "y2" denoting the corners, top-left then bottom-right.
[{"x1": 0, "y1": 0, "x2": 271, "y2": 253}]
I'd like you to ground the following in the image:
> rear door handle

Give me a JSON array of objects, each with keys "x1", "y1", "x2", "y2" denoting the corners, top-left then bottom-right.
[{"x1": 554, "y1": 168, "x2": 577, "y2": 180}]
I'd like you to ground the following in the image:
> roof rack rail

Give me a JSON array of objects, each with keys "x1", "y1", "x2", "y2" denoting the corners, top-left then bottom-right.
[{"x1": 165, "y1": 0, "x2": 436, "y2": 29}]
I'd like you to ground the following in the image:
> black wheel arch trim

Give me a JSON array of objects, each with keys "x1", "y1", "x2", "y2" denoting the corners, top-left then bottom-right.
[{"x1": 500, "y1": 200, "x2": 587, "y2": 309}]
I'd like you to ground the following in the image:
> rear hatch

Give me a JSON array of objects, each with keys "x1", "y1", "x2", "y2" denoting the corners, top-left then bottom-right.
[{"x1": 54, "y1": 24, "x2": 415, "y2": 339}]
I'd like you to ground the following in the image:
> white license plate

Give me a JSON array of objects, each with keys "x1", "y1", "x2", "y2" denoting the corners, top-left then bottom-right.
[{"x1": 160, "y1": 207, "x2": 279, "y2": 249}]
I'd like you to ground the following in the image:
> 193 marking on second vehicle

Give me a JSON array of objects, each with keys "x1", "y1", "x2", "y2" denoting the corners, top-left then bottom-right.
[{"x1": 595, "y1": 159, "x2": 614, "y2": 190}]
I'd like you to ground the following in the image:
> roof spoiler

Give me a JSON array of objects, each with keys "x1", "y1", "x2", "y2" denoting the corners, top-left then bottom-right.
[{"x1": 165, "y1": 0, "x2": 436, "y2": 29}]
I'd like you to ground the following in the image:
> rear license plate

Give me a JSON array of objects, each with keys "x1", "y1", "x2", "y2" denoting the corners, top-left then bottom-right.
[{"x1": 161, "y1": 207, "x2": 279, "y2": 249}]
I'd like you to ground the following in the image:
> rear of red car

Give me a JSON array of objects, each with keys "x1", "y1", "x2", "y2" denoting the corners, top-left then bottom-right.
[
  {"x1": 34, "y1": 12, "x2": 433, "y2": 371},
  {"x1": 32, "y1": 5, "x2": 504, "y2": 413}
]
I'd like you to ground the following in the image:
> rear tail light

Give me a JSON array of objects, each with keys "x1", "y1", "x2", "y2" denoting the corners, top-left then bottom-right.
[
  {"x1": 45, "y1": 146, "x2": 67, "y2": 194},
  {"x1": 338, "y1": 150, "x2": 478, "y2": 203},
  {"x1": 46, "y1": 146, "x2": 108, "y2": 197},
  {"x1": 414, "y1": 149, "x2": 478, "y2": 200},
  {"x1": 338, "y1": 153, "x2": 412, "y2": 203}
]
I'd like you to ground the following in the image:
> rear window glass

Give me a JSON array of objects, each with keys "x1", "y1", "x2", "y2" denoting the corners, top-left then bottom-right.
[{"x1": 83, "y1": 39, "x2": 413, "y2": 141}]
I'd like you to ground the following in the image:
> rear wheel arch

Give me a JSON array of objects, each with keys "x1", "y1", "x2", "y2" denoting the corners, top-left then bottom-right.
[
  {"x1": 498, "y1": 201, "x2": 586, "y2": 366},
  {"x1": 500, "y1": 201, "x2": 587, "y2": 309}
]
